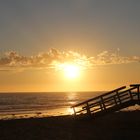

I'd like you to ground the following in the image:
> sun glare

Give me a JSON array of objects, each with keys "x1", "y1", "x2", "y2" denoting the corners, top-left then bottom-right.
[
  {"x1": 56, "y1": 63, "x2": 80, "y2": 79},
  {"x1": 63, "y1": 64, "x2": 80, "y2": 79}
]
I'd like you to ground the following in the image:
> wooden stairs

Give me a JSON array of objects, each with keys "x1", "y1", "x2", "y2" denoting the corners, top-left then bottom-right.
[{"x1": 71, "y1": 84, "x2": 140, "y2": 118}]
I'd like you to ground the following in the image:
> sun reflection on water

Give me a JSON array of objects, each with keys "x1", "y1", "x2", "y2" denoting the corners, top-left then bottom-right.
[{"x1": 67, "y1": 108, "x2": 74, "y2": 115}]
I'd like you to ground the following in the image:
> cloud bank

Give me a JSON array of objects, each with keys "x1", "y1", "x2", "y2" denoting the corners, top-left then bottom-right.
[{"x1": 0, "y1": 48, "x2": 140, "y2": 71}]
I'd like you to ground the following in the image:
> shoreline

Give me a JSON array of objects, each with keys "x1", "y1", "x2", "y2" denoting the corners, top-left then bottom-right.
[
  {"x1": 0, "y1": 104, "x2": 140, "y2": 120},
  {"x1": 0, "y1": 107, "x2": 73, "y2": 120}
]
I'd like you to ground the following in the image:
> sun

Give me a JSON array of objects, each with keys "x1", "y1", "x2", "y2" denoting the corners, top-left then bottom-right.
[
  {"x1": 63, "y1": 64, "x2": 80, "y2": 79},
  {"x1": 56, "y1": 63, "x2": 80, "y2": 79}
]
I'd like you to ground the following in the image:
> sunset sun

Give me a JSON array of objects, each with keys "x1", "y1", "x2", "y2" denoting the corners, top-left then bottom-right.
[
  {"x1": 56, "y1": 63, "x2": 81, "y2": 79},
  {"x1": 63, "y1": 64, "x2": 80, "y2": 79}
]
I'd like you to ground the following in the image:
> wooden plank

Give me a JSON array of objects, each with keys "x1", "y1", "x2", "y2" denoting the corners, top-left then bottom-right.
[
  {"x1": 119, "y1": 87, "x2": 137, "y2": 95},
  {"x1": 88, "y1": 101, "x2": 101, "y2": 107},
  {"x1": 130, "y1": 84, "x2": 140, "y2": 87},
  {"x1": 72, "y1": 107, "x2": 76, "y2": 116},
  {"x1": 116, "y1": 91, "x2": 122, "y2": 104},
  {"x1": 72, "y1": 85, "x2": 140, "y2": 118},
  {"x1": 103, "y1": 96, "x2": 115, "y2": 103},
  {"x1": 86, "y1": 102, "x2": 91, "y2": 116},
  {"x1": 71, "y1": 86, "x2": 126, "y2": 108},
  {"x1": 91, "y1": 107, "x2": 102, "y2": 112},
  {"x1": 120, "y1": 96, "x2": 131, "y2": 102},
  {"x1": 130, "y1": 84, "x2": 140, "y2": 100},
  {"x1": 129, "y1": 90, "x2": 133, "y2": 100},
  {"x1": 82, "y1": 101, "x2": 100, "y2": 109},
  {"x1": 75, "y1": 109, "x2": 86, "y2": 114},
  {"x1": 119, "y1": 93, "x2": 129, "y2": 98},
  {"x1": 104, "y1": 102, "x2": 116, "y2": 108},
  {"x1": 113, "y1": 96, "x2": 118, "y2": 105},
  {"x1": 100, "y1": 86, "x2": 126, "y2": 97},
  {"x1": 130, "y1": 84, "x2": 140, "y2": 101},
  {"x1": 100, "y1": 96, "x2": 106, "y2": 110},
  {"x1": 99, "y1": 102, "x2": 103, "y2": 111}
]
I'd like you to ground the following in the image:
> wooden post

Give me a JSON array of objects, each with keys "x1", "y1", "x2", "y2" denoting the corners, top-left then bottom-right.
[
  {"x1": 72, "y1": 107, "x2": 76, "y2": 117},
  {"x1": 129, "y1": 90, "x2": 133, "y2": 100},
  {"x1": 113, "y1": 96, "x2": 118, "y2": 105},
  {"x1": 136, "y1": 85, "x2": 140, "y2": 103},
  {"x1": 86, "y1": 102, "x2": 91, "y2": 116},
  {"x1": 116, "y1": 91, "x2": 122, "y2": 104},
  {"x1": 100, "y1": 96, "x2": 106, "y2": 110},
  {"x1": 138, "y1": 86, "x2": 140, "y2": 101},
  {"x1": 99, "y1": 102, "x2": 103, "y2": 111},
  {"x1": 130, "y1": 84, "x2": 140, "y2": 102}
]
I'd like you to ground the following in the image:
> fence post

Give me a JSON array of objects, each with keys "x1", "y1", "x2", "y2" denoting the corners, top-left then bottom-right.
[
  {"x1": 129, "y1": 90, "x2": 133, "y2": 100},
  {"x1": 130, "y1": 84, "x2": 140, "y2": 102},
  {"x1": 100, "y1": 96, "x2": 106, "y2": 110},
  {"x1": 72, "y1": 107, "x2": 76, "y2": 117},
  {"x1": 113, "y1": 96, "x2": 118, "y2": 105},
  {"x1": 138, "y1": 86, "x2": 140, "y2": 101},
  {"x1": 116, "y1": 91, "x2": 122, "y2": 104},
  {"x1": 86, "y1": 102, "x2": 91, "y2": 116},
  {"x1": 99, "y1": 102, "x2": 103, "y2": 111}
]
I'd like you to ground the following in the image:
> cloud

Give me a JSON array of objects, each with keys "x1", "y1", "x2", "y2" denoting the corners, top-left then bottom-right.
[
  {"x1": 92, "y1": 51, "x2": 140, "y2": 65},
  {"x1": 0, "y1": 48, "x2": 140, "y2": 71}
]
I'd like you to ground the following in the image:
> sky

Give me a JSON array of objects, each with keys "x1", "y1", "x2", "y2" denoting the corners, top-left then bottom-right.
[{"x1": 0, "y1": 0, "x2": 140, "y2": 92}]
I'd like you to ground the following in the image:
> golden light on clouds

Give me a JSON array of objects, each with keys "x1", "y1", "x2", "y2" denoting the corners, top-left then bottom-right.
[{"x1": 0, "y1": 48, "x2": 140, "y2": 72}]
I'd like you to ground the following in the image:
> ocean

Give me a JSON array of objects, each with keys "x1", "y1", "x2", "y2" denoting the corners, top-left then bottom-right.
[{"x1": 0, "y1": 91, "x2": 102, "y2": 120}]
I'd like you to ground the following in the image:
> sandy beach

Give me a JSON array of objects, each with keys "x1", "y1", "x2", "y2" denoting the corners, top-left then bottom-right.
[{"x1": 0, "y1": 110, "x2": 140, "y2": 140}]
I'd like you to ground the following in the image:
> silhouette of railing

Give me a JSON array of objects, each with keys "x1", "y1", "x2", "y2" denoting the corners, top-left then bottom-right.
[{"x1": 71, "y1": 84, "x2": 140, "y2": 118}]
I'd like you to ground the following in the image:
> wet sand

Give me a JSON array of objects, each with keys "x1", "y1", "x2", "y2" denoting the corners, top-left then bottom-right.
[{"x1": 0, "y1": 110, "x2": 140, "y2": 140}]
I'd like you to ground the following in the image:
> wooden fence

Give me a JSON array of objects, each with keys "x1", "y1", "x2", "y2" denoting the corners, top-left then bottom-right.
[{"x1": 71, "y1": 84, "x2": 140, "y2": 118}]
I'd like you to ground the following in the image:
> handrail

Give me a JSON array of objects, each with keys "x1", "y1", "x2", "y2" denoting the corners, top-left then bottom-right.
[
  {"x1": 71, "y1": 86, "x2": 126, "y2": 108},
  {"x1": 119, "y1": 87, "x2": 137, "y2": 95},
  {"x1": 130, "y1": 84, "x2": 140, "y2": 87},
  {"x1": 71, "y1": 84, "x2": 140, "y2": 118},
  {"x1": 100, "y1": 86, "x2": 126, "y2": 97}
]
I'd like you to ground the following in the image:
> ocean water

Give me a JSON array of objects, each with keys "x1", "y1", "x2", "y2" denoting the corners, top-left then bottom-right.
[{"x1": 0, "y1": 91, "x2": 102, "y2": 120}]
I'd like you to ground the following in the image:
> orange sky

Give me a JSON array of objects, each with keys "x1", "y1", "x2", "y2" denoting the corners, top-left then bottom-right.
[
  {"x1": 0, "y1": 50, "x2": 140, "y2": 92},
  {"x1": 0, "y1": 1, "x2": 140, "y2": 92}
]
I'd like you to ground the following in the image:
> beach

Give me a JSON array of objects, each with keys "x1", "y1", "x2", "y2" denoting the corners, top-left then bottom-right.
[
  {"x1": 0, "y1": 0, "x2": 139, "y2": 140},
  {"x1": 0, "y1": 110, "x2": 140, "y2": 140}
]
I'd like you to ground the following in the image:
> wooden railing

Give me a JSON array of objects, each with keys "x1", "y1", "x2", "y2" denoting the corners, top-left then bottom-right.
[
  {"x1": 130, "y1": 84, "x2": 140, "y2": 100},
  {"x1": 71, "y1": 84, "x2": 140, "y2": 118}
]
